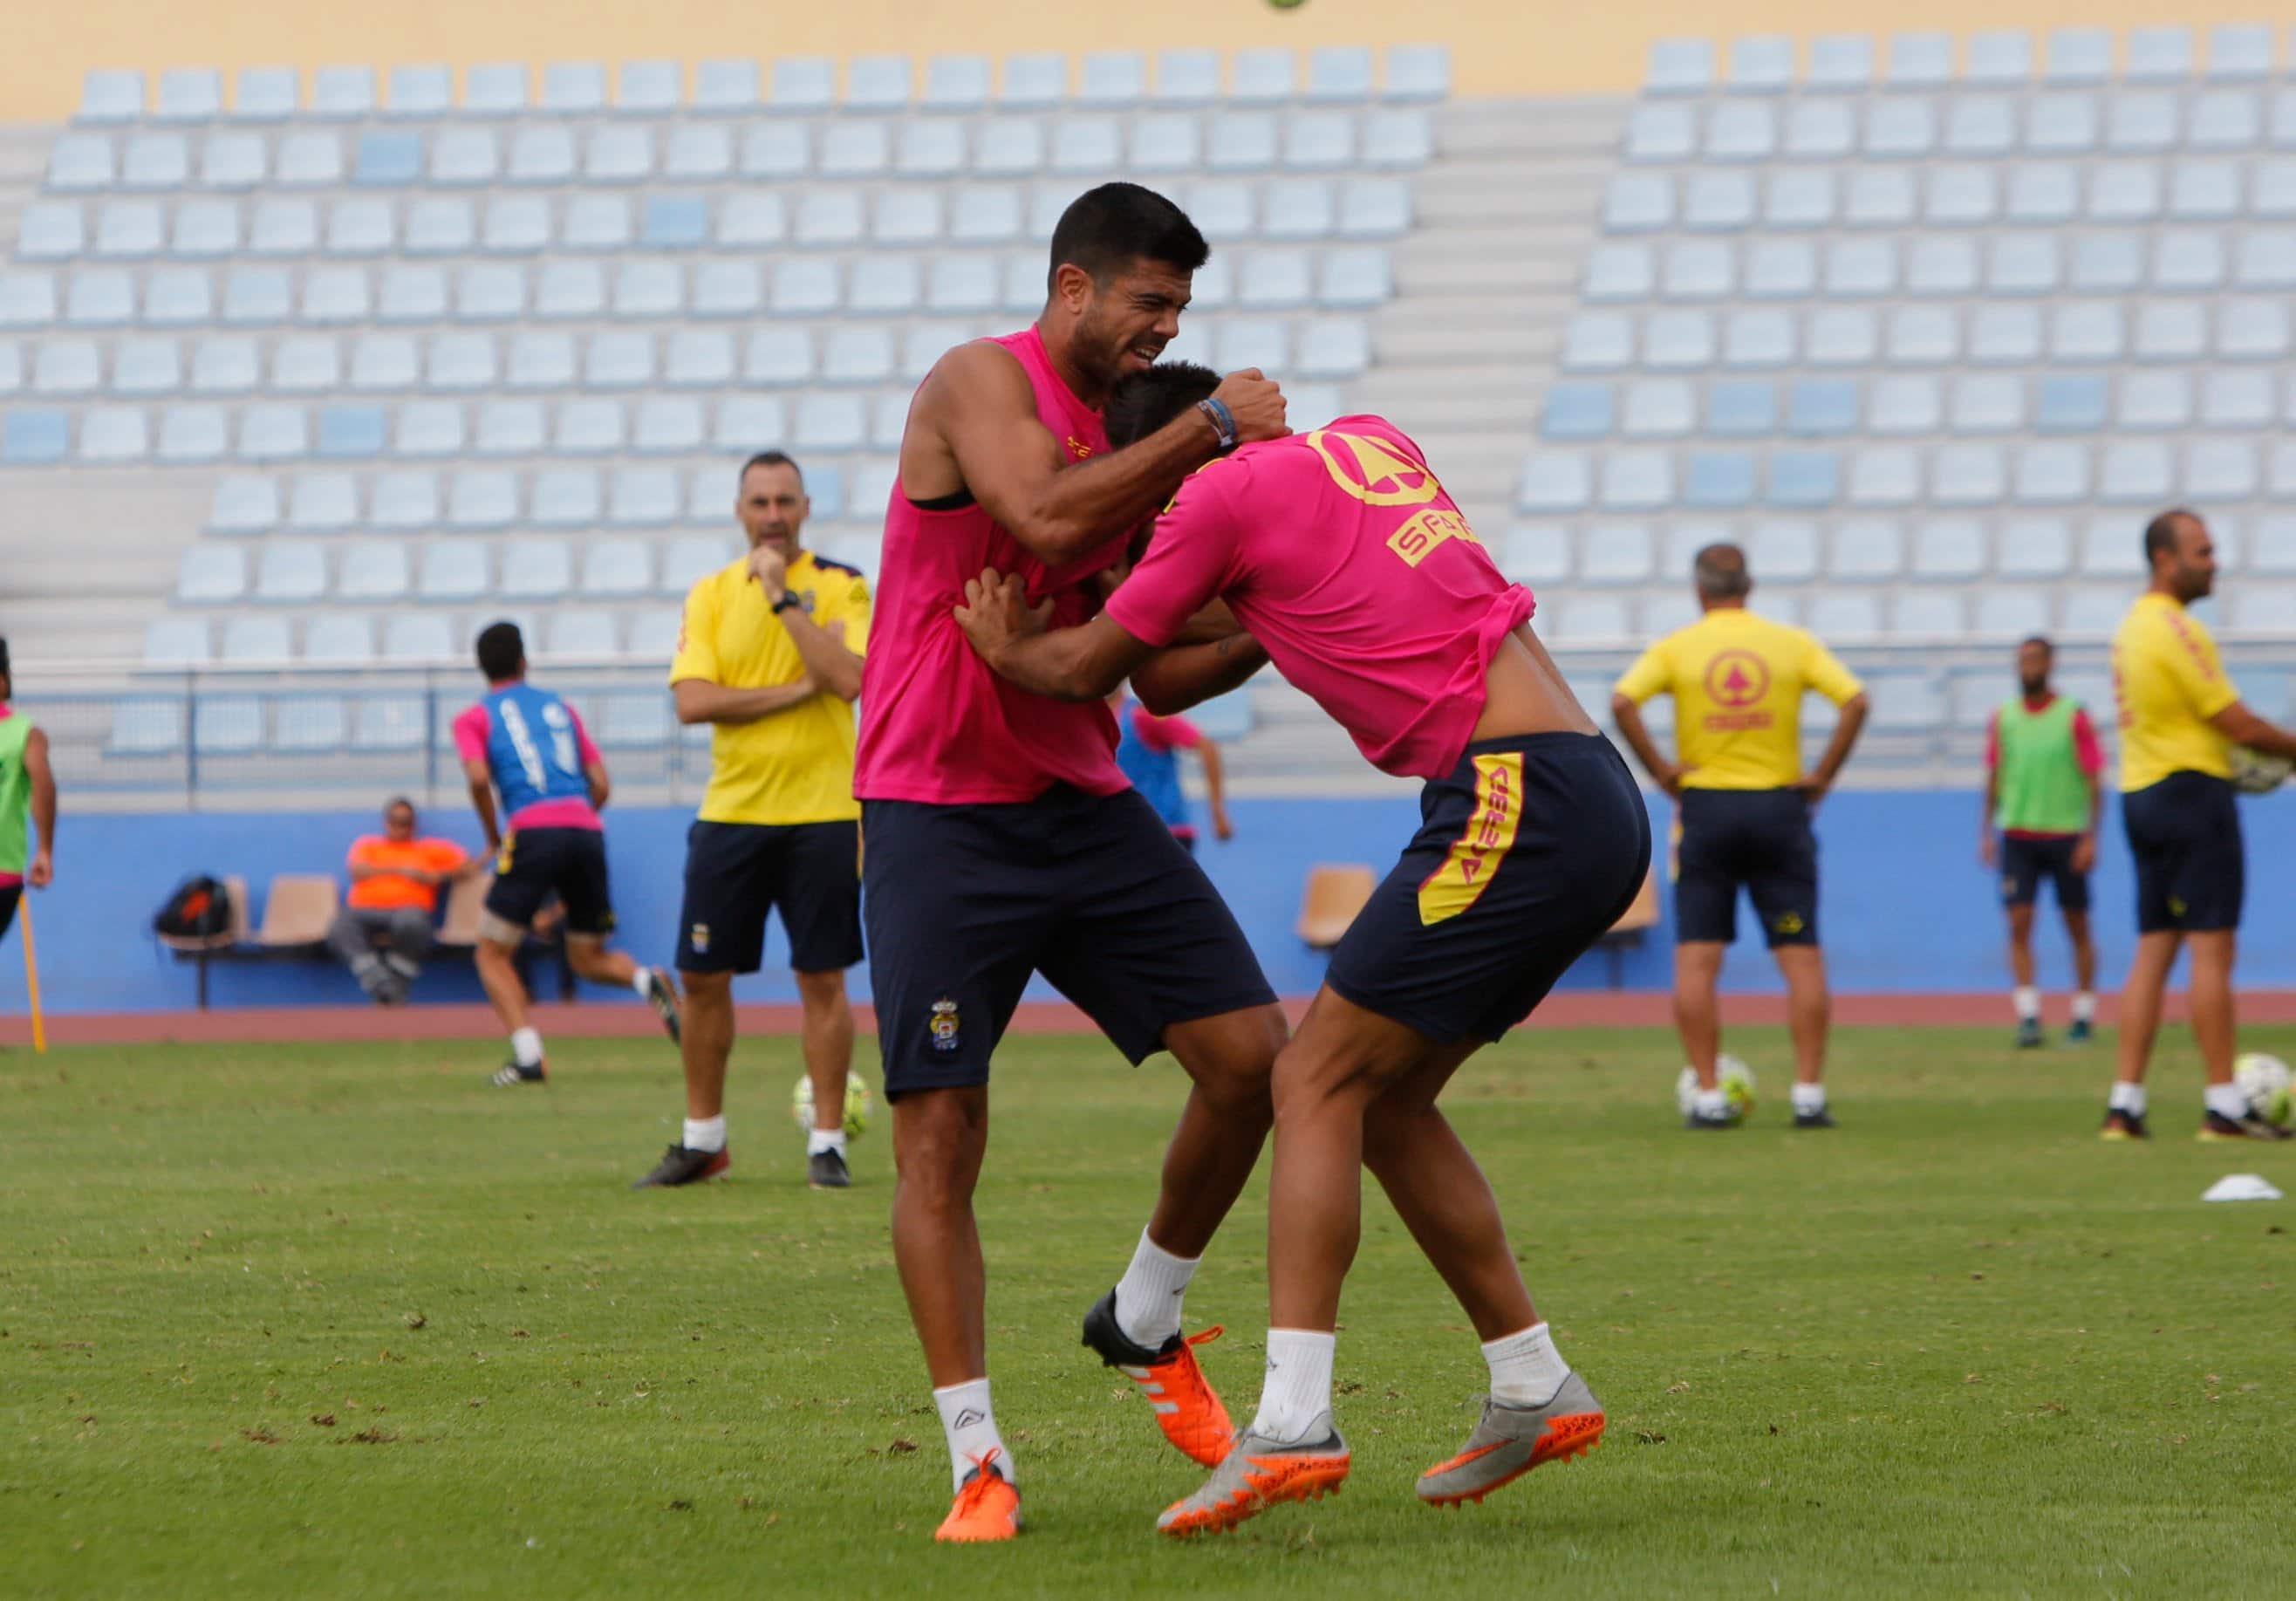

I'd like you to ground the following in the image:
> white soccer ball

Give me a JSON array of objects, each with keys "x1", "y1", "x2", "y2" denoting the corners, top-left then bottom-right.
[
  {"x1": 792, "y1": 1073, "x2": 872, "y2": 1140},
  {"x1": 2233, "y1": 1052, "x2": 2293, "y2": 1127},
  {"x1": 2231, "y1": 747, "x2": 2291, "y2": 796},
  {"x1": 1675, "y1": 1055, "x2": 1757, "y2": 1118}
]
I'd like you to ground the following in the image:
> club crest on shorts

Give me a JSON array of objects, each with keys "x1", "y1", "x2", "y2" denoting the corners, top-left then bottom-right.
[
  {"x1": 689, "y1": 922, "x2": 711, "y2": 954},
  {"x1": 930, "y1": 995, "x2": 961, "y2": 1052}
]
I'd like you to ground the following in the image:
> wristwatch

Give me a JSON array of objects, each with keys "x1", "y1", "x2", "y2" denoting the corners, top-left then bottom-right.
[{"x1": 771, "y1": 591, "x2": 804, "y2": 614}]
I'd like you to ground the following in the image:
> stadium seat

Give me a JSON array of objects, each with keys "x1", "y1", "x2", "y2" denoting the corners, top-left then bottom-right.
[
  {"x1": 2108, "y1": 94, "x2": 2179, "y2": 155},
  {"x1": 338, "y1": 542, "x2": 410, "y2": 603},
  {"x1": 16, "y1": 202, "x2": 81, "y2": 263},
  {"x1": 177, "y1": 544, "x2": 247, "y2": 603},
  {"x1": 462, "y1": 62, "x2": 528, "y2": 116},
  {"x1": 2033, "y1": 373, "x2": 2107, "y2": 433},
  {"x1": 1925, "y1": 167, "x2": 1996, "y2": 225},
  {"x1": 473, "y1": 399, "x2": 544, "y2": 456},
  {"x1": 540, "y1": 61, "x2": 608, "y2": 115},
  {"x1": 495, "y1": 538, "x2": 570, "y2": 602},
  {"x1": 193, "y1": 695, "x2": 266, "y2": 756},
  {"x1": 1739, "y1": 240, "x2": 1813, "y2": 302},
  {"x1": 509, "y1": 125, "x2": 579, "y2": 184},
  {"x1": 2015, "y1": 442, "x2": 2090, "y2": 504},
  {"x1": 289, "y1": 472, "x2": 360, "y2": 531},
  {"x1": 1077, "y1": 51, "x2": 1145, "y2": 108},
  {"x1": 305, "y1": 615, "x2": 374, "y2": 663},
  {"x1": 530, "y1": 467, "x2": 600, "y2": 528},
  {"x1": 156, "y1": 405, "x2": 226, "y2": 462},
  {"x1": 1968, "y1": 304, "x2": 2041, "y2": 365},
  {"x1": 382, "y1": 63, "x2": 450, "y2": 118},
  {"x1": 1623, "y1": 103, "x2": 1692, "y2": 163},
  {"x1": 1620, "y1": 379, "x2": 1694, "y2": 438},
  {"x1": 1721, "y1": 309, "x2": 1795, "y2": 369},
  {"x1": 1806, "y1": 307, "x2": 1877, "y2": 366},
  {"x1": 2188, "y1": 439, "x2": 2259, "y2": 501},
  {"x1": 1517, "y1": 453, "x2": 1591, "y2": 515},
  {"x1": 417, "y1": 540, "x2": 489, "y2": 601},
  {"x1": 380, "y1": 613, "x2": 453, "y2": 663},
  {"x1": 187, "y1": 336, "x2": 256, "y2": 395},
  {"x1": 300, "y1": 266, "x2": 370, "y2": 324},
  {"x1": 254, "y1": 540, "x2": 326, "y2": 602},
  {"x1": 688, "y1": 57, "x2": 757, "y2": 113},
  {"x1": 1783, "y1": 100, "x2": 1854, "y2": 160},
  {"x1": 1886, "y1": 305, "x2": 1958, "y2": 365},
  {"x1": 715, "y1": 395, "x2": 789, "y2": 451},
  {"x1": 1644, "y1": 38, "x2": 1713, "y2": 95},
  {"x1": 1845, "y1": 168, "x2": 1915, "y2": 228},
  {"x1": 2044, "y1": 26, "x2": 2111, "y2": 86},
  {"x1": 1698, "y1": 379, "x2": 1770, "y2": 437},
  {"x1": 1306, "y1": 45, "x2": 1376, "y2": 105},
  {"x1": 1906, "y1": 236, "x2": 1978, "y2": 298}
]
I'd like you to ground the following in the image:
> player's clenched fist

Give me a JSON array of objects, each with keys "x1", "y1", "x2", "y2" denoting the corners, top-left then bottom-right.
[
  {"x1": 1213, "y1": 368, "x2": 1289, "y2": 443},
  {"x1": 953, "y1": 568, "x2": 1052, "y2": 667}
]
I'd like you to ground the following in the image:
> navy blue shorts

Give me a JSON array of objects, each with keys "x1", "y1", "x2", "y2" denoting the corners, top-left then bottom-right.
[
  {"x1": 1675, "y1": 787, "x2": 1818, "y2": 948},
  {"x1": 675, "y1": 819, "x2": 862, "y2": 975},
  {"x1": 861, "y1": 786, "x2": 1276, "y2": 1098},
  {"x1": 1999, "y1": 834, "x2": 2091, "y2": 912},
  {"x1": 1327, "y1": 733, "x2": 1650, "y2": 1044},
  {"x1": 2123, "y1": 770, "x2": 2243, "y2": 934},
  {"x1": 487, "y1": 827, "x2": 614, "y2": 936},
  {"x1": 0, "y1": 883, "x2": 17, "y2": 942}
]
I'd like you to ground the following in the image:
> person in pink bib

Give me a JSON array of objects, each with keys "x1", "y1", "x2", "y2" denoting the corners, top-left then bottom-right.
[
  {"x1": 857, "y1": 183, "x2": 1296, "y2": 1542},
  {"x1": 953, "y1": 362, "x2": 1651, "y2": 1538}
]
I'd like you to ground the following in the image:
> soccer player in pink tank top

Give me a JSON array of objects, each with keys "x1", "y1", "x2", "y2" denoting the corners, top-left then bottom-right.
[
  {"x1": 858, "y1": 184, "x2": 1297, "y2": 1543},
  {"x1": 956, "y1": 363, "x2": 1654, "y2": 1536}
]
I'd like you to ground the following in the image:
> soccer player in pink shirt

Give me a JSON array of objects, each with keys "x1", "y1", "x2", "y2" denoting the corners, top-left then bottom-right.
[
  {"x1": 859, "y1": 184, "x2": 1295, "y2": 1542},
  {"x1": 954, "y1": 363, "x2": 1652, "y2": 1537}
]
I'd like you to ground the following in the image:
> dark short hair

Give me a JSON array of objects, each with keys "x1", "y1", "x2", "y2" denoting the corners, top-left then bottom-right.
[
  {"x1": 1048, "y1": 182, "x2": 1209, "y2": 293},
  {"x1": 384, "y1": 796, "x2": 416, "y2": 820},
  {"x1": 475, "y1": 621, "x2": 525, "y2": 682},
  {"x1": 1105, "y1": 361, "x2": 1222, "y2": 448},
  {"x1": 739, "y1": 450, "x2": 803, "y2": 490},
  {"x1": 1692, "y1": 542, "x2": 1751, "y2": 599},
  {"x1": 2019, "y1": 635, "x2": 2053, "y2": 657},
  {"x1": 2143, "y1": 507, "x2": 2199, "y2": 566}
]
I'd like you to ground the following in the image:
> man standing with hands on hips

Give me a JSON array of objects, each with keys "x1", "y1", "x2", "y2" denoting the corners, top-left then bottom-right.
[{"x1": 639, "y1": 451, "x2": 871, "y2": 1191}]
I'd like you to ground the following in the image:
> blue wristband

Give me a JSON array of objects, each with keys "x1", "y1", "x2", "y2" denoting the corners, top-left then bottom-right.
[{"x1": 1195, "y1": 395, "x2": 1238, "y2": 451}]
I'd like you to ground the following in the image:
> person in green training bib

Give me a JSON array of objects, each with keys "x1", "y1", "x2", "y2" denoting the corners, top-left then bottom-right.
[
  {"x1": 1980, "y1": 637, "x2": 2104, "y2": 1049},
  {"x1": 0, "y1": 640, "x2": 58, "y2": 948}
]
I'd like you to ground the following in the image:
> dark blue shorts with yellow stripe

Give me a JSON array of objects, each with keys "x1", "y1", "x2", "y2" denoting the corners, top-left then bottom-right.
[{"x1": 1326, "y1": 731, "x2": 1650, "y2": 1044}]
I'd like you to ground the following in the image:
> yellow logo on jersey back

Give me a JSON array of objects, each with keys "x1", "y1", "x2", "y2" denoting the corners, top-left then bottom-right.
[
  {"x1": 1386, "y1": 507, "x2": 1480, "y2": 568},
  {"x1": 1309, "y1": 430, "x2": 1445, "y2": 507}
]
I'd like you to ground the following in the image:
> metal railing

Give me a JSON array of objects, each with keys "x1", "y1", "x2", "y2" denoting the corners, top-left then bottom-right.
[{"x1": 13, "y1": 635, "x2": 2296, "y2": 811}]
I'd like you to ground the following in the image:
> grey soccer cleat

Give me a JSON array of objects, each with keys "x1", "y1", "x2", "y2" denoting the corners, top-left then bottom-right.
[
  {"x1": 1156, "y1": 1417, "x2": 1350, "y2": 1537},
  {"x1": 1416, "y1": 1373, "x2": 1606, "y2": 1508},
  {"x1": 641, "y1": 967, "x2": 682, "y2": 1043}
]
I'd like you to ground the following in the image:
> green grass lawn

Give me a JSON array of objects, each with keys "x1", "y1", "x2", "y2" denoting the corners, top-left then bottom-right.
[{"x1": 3, "y1": 1025, "x2": 2293, "y2": 1600}]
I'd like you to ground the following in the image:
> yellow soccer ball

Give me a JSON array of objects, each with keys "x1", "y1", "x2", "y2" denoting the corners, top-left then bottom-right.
[{"x1": 791, "y1": 1073, "x2": 872, "y2": 1140}]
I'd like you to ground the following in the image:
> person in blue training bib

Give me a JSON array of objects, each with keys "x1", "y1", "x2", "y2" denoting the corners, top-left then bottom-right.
[
  {"x1": 452, "y1": 620, "x2": 682, "y2": 1086},
  {"x1": 1112, "y1": 692, "x2": 1233, "y2": 852}
]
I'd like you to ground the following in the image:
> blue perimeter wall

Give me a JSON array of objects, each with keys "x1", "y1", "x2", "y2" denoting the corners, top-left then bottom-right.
[{"x1": 6, "y1": 790, "x2": 2293, "y2": 1016}]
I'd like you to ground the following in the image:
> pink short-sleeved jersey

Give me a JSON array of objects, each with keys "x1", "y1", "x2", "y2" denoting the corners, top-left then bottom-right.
[
  {"x1": 854, "y1": 326, "x2": 1131, "y2": 804},
  {"x1": 1104, "y1": 415, "x2": 1534, "y2": 781}
]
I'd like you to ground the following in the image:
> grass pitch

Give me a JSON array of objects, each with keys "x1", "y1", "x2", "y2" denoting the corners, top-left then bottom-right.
[{"x1": 3, "y1": 1024, "x2": 2293, "y2": 1599}]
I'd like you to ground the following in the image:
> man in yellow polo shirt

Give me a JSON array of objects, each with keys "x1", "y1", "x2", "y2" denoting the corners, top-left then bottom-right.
[
  {"x1": 636, "y1": 451, "x2": 870, "y2": 1190},
  {"x1": 2103, "y1": 509, "x2": 2296, "y2": 1142},
  {"x1": 1611, "y1": 544, "x2": 1869, "y2": 1131}
]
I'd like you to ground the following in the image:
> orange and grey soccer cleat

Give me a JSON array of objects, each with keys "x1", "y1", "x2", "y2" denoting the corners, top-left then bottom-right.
[
  {"x1": 1082, "y1": 1290, "x2": 1234, "y2": 1467},
  {"x1": 1416, "y1": 1375, "x2": 1606, "y2": 1508},
  {"x1": 1157, "y1": 1420, "x2": 1350, "y2": 1537},
  {"x1": 641, "y1": 967, "x2": 683, "y2": 1044},
  {"x1": 934, "y1": 1450, "x2": 1021, "y2": 1543}
]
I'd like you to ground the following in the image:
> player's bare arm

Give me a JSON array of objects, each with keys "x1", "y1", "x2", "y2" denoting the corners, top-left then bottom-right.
[
  {"x1": 461, "y1": 758, "x2": 502, "y2": 852},
  {"x1": 584, "y1": 760, "x2": 612, "y2": 814},
  {"x1": 1609, "y1": 694, "x2": 1686, "y2": 797},
  {"x1": 750, "y1": 544, "x2": 864, "y2": 701},
  {"x1": 1796, "y1": 692, "x2": 1870, "y2": 801},
  {"x1": 1979, "y1": 736, "x2": 2001, "y2": 868},
  {"x1": 1129, "y1": 633, "x2": 1268, "y2": 715},
  {"x1": 24, "y1": 725, "x2": 53, "y2": 888},
  {"x1": 905, "y1": 340, "x2": 1285, "y2": 566},
  {"x1": 671, "y1": 675, "x2": 817, "y2": 727},
  {"x1": 2207, "y1": 700, "x2": 2296, "y2": 762}
]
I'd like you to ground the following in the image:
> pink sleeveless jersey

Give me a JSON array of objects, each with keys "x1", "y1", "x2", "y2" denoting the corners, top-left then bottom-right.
[
  {"x1": 855, "y1": 326, "x2": 1131, "y2": 804},
  {"x1": 1104, "y1": 416, "x2": 1536, "y2": 781}
]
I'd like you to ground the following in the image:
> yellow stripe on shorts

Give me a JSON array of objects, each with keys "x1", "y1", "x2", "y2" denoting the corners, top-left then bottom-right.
[{"x1": 1416, "y1": 752, "x2": 1525, "y2": 926}]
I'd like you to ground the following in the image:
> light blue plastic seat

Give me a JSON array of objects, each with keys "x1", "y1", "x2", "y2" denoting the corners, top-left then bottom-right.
[
  {"x1": 1540, "y1": 383, "x2": 1612, "y2": 441},
  {"x1": 919, "y1": 53, "x2": 991, "y2": 113},
  {"x1": 1363, "y1": 109, "x2": 1432, "y2": 168},
  {"x1": 1950, "y1": 373, "x2": 2024, "y2": 434},
  {"x1": 2098, "y1": 441, "x2": 2175, "y2": 506},
  {"x1": 1885, "y1": 31, "x2": 1952, "y2": 89},
  {"x1": 1771, "y1": 103, "x2": 1848, "y2": 163},
  {"x1": 616, "y1": 59, "x2": 681, "y2": 114},
  {"x1": 1806, "y1": 34, "x2": 1873, "y2": 92},
  {"x1": 497, "y1": 538, "x2": 571, "y2": 602},
  {"x1": 2047, "y1": 302, "x2": 2124, "y2": 365},
  {"x1": 1699, "y1": 379, "x2": 1772, "y2": 437},
  {"x1": 1865, "y1": 99, "x2": 1935, "y2": 158},
  {"x1": 118, "y1": 131, "x2": 190, "y2": 190},
  {"x1": 198, "y1": 132, "x2": 269, "y2": 190},
  {"x1": 288, "y1": 473, "x2": 360, "y2": 535},
  {"x1": 106, "y1": 337, "x2": 174, "y2": 395},
  {"x1": 543, "y1": 61, "x2": 609, "y2": 115},
  {"x1": 392, "y1": 400, "x2": 464, "y2": 458},
  {"x1": 188, "y1": 335, "x2": 258, "y2": 394},
  {"x1": 338, "y1": 542, "x2": 410, "y2": 603},
  {"x1": 2026, "y1": 95, "x2": 2097, "y2": 154},
  {"x1": 605, "y1": 466, "x2": 674, "y2": 528},
  {"x1": 1930, "y1": 445, "x2": 2007, "y2": 508},
  {"x1": 2201, "y1": 370, "x2": 2273, "y2": 429},
  {"x1": 17, "y1": 201, "x2": 85, "y2": 262},
  {"x1": 1684, "y1": 452, "x2": 1757, "y2": 510},
  {"x1": 1619, "y1": 379, "x2": 1693, "y2": 437},
  {"x1": 237, "y1": 403, "x2": 307, "y2": 462},
  {"x1": 507, "y1": 126, "x2": 577, "y2": 185},
  {"x1": 379, "y1": 613, "x2": 450, "y2": 663},
  {"x1": 1847, "y1": 447, "x2": 1920, "y2": 509},
  {"x1": 2189, "y1": 439, "x2": 2259, "y2": 501},
  {"x1": 1623, "y1": 102, "x2": 1693, "y2": 162},
  {"x1": 2045, "y1": 27, "x2": 2111, "y2": 86},
  {"x1": 774, "y1": 58, "x2": 839, "y2": 115},
  {"x1": 385, "y1": 64, "x2": 452, "y2": 118},
  {"x1": 474, "y1": 398, "x2": 545, "y2": 455},
  {"x1": 2108, "y1": 94, "x2": 2179, "y2": 156},
  {"x1": 1205, "y1": 111, "x2": 1281, "y2": 174},
  {"x1": 350, "y1": 129, "x2": 420, "y2": 188},
  {"x1": 2118, "y1": 371, "x2": 2191, "y2": 431},
  {"x1": 1707, "y1": 101, "x2": 1776, "y2": 161},
  {"x1": 1889, "y1": 304, "x2": 1960, "y2": 366},
  {"x1": 2190, "y1": 91, "x2": 2261, "y2": 152},
  {"x1": 2156, "y1": 231, "x2": 2227, "y2": 291},
  {"x1": 31, "y1": 338, "x2": 99, "y2": 396},
  {"x1": 532, "y1": 468, "x2": 601, "y2": 528},
  {"x1": 78, "y1": 68, "x2": 144, "y2": 123},
  {"x1": 2170, "y1": 161, "x2": 2242, "y2": 221},
  {"x1": 254, "y1": 539, "x2": 326, "y2": 602},
  {"x1": 693, "y1": 58, "x2": 759, "y2": 113},
  {"x1": 1643, "y1": 38, "x2": 1713, "y2": 95},
  {"x1": 584, "y1": 126, "x2": 653, "y2": 183},
  {"x1": 177, "y1": 544, "x2": 247, "y2": 602},
  {"x1": 714, "y1": 395, "x2": 789, "y2": 452},
  {"x1": 2134, "y1": 300, "x2": 2208, "y2": 362},
  {"x1": 464, "y1": 62, "x2": 529, "y2": 116},
  {"x1": 1305, "y1": 45, "x2": 1375, "y2": 104},
  {"x1": 1384, "y1": 43, "x2": 1451, "y2": 101},
  {"x1": 1720, "y1": 308, "x2": 1793, "y2": 369},
  {"x1": 2126, "y1": 25, "x2": 2196, "y2": 83},
  {"x1": 1787, "y1": 378, "x2": 1860, "y2": 436},
  {"x1": 1683, "y1": 172, "x2": 1754, "y2": 230},
  {"x1": 632, "y1": 397, "x2": 703, "y2": 456},
  {"x1": 554, "y1": 397, "x2": 625, "y2": 455},
  {"x1": 1515, "y1": 453, "x2": 1591, "y2": 515},
  {"x1": 193, "y1": 695, "x2": 266, "y2": 754},
  {"x1": 316, "y1": 404, "x2": 386, "y2": 461},
  {"x1": 2014, "y1": 443, "x2": 2090, "y2": 505},
  {"x1": 46, "y1": 133, "x2": 115, "y2": 192},
  {"x1": 1845, "y1": 169, "x2": 1916, "y2": 228},
  {"x1": 2217, "y1": 298, "x2": 2290, "y2": 359},
  {"x1": 156, "y1": 405, "x2": 226, "y2": 462},
  {"x1": 2039, "y1": 369, "x2": 2102, "y2": 431}
]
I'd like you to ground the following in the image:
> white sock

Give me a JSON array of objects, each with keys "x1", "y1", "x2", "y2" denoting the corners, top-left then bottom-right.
[
  {"x1": 630, "y1": 968, "x2": 655, "y2": 997},
  {"x1": 2108, "y1": 1082, "x2": 2147, "y2": 1116},
  {"x1": 2072, "y1": 991, "x2": 2097, "y2": 1023},
  {"x1": 805, "y1": 1126, "x2": 846, "y2": 1157},
  {"x1": 1249, "y1": 1329, "x2": 1336, "y2": 1445},
  {"x1": 2012, "y1": 986, "x2": 2040, "y2": 1023},
  {"x1": 1693, "y1": 1086, "x2": 1731, "y2": 1117},
  {"x1": 683, "y1": 1115, "x2": 727, "y2": 1153},
  {"x1": 510, "y1": 1027, "x2": 544, "y2": 1068},
  {"x1": 1790, "y1": 1082, "x2": 1827, "y2": 1115},
  {"x1": 933, "y1": 1379, "x2": 1011, "y2": 1492},
  {"x1": 1113, "y1": 1228, "x2": 1199, "y2": 1350},
  {"x1": 2205, "y1": 1082, "x2": 2252, "y2": 1122},
  {"x1": 1483, "y1": 1321, "x2": 1571, "y2": 1408}
]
